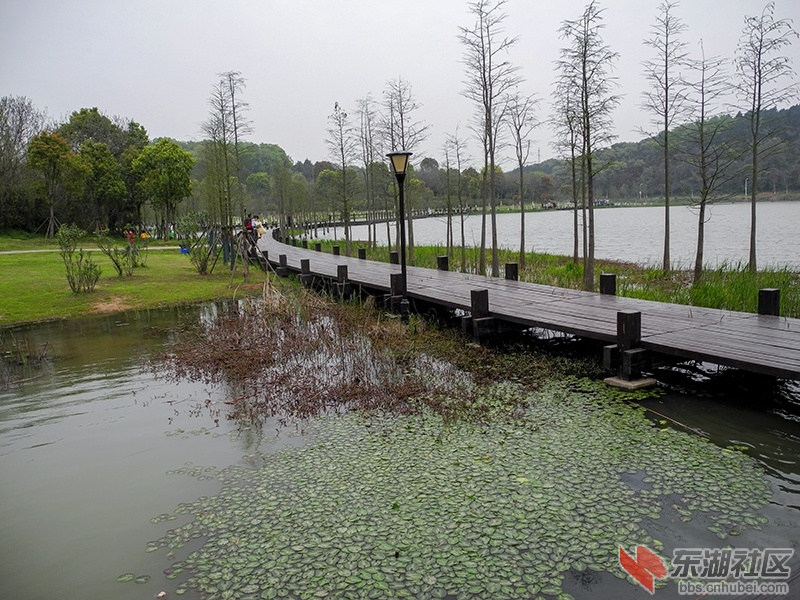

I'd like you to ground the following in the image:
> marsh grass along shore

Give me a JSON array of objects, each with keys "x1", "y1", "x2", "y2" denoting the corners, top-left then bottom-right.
[{"x1": 1, "y1": 230, "x2": 798, "y2": 327}]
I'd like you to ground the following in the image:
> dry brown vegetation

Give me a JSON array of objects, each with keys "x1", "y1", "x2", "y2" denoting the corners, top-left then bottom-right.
[{"x1": 153, "y1": 276, "x2": 586, "y2": 425}]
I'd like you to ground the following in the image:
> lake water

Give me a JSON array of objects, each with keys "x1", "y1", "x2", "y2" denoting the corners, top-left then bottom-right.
[
  {"x1": 344, "y1": 200, "x2": 800, "y2": 269},
  {"x1": 1, "y1": 306, "x2": 799, "y2": 599},
  {"x1": 0, "y1": 307, "x2": 309, "y2": 600}
]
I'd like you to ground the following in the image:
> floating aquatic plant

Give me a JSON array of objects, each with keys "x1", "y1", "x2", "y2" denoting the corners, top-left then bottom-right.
[
  {"x1": 140, "y1": 285, "x2": 774, "y2": 597},
  {"x1": 141, "y1": 379, "x2": 771, "y2": 599}
]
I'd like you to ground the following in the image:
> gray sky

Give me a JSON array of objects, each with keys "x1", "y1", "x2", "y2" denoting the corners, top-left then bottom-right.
[{"x1": 2, "y1": 0, "x2": 798, "y2": 168}]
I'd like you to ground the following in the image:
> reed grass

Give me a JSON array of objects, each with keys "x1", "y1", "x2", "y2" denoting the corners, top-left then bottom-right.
[{"x1": 318, "y1": 239, "x2": 800, "y2": 318}]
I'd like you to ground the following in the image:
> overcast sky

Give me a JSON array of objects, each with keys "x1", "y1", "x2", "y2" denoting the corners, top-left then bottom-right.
[{"x1": 2, "y1": 0, "x2": 798, "y2": 169}]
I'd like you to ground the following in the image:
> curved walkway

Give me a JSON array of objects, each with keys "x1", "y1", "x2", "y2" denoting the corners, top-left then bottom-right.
[{"x1": 261, "y1": 236, "x2": 800, "y2": 380}]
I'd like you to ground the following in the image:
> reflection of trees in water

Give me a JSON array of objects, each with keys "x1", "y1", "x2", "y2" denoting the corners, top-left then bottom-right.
[
  {"x1": 154, "y1": 282, "x2": 486, "y2": 426},
  {"x1": 0, "y1": 332, "x2": 51, "y2": 390}
]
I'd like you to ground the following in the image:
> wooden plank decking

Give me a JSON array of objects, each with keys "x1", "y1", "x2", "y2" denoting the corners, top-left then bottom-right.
[{"x1": 260, "y1": 236, "x2": 800, "y2": 380}]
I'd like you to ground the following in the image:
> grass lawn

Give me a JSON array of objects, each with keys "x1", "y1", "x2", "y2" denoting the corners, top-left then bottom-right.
[
  {"x1": 3, "y1": 230, "x2": 799, "y2": 325},
  {"x1": 0, "y1": 246, "x2": 268, "y2": 326}
]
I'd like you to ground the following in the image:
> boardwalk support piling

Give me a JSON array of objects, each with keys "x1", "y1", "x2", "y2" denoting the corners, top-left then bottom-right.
[
  {"x1": 465, "y1": 289, "x2": 495, "y2": 342},
  {"x1": 302, "y1": 240, "x2": 308, "y2": 249},
  {"x1": 389, "y1": 251, "x2": 399, "y2": 265},
  {"x1": 758, "y1": 288, "x2": 780, "y2": 316},
  {"x1": 604, "y1": 310, "x2": 656, "y2": 389},
  {"x1": 300, "y1": 259, "x2": 312, "y2": 288},
  {"x1": 277, "y1": 254, "x2": 289, "y2": 277},
  {"x1": 262, "y1": 234, "x2": 800, "y2": 380},
  {"x1": 337, "y1": 265, "x2": 351, "y2": 298},
  {"x1": 358, "y1": 248, "x2": 367, "y2": 260},
  {"x1": 600, "y1": 273, "x2": 617, "y2": 295},
  {"x1": 332, "y1": 245, "x2": 340, "y2": 256},
  {"x1": 437, "y1": 256, "x2": 449, "y2": 271},
  {"x1": 505, "y1": 263, "x2": 518, "y2": 281},
  {"x1": 617, "y1": 310, "x2": 641, "y2": 350},
  {"x1": 315, "y1": 243, "x2": 322, "y2": 252},
  {"x1": 386, "y1": 273, "x2": 405, "y2": 312}
]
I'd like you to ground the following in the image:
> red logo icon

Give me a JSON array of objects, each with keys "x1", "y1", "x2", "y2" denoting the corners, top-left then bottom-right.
[{"x1": 619, "y1": 545, "x2": 668, "y2": 594}]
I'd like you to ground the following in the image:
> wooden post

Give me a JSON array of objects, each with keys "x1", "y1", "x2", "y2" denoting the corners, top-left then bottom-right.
[
  {"x1": 471, "y1": 289, "x2": 489, "y2": 318},
  {"x1": 437, "y1": 256, "x2": 449, "y2": 271},
  {"x1": 358, "y1": 248, "x2": 367, "y2": 260},
  {"x1": 758, "y1": 288, "x2": 780, "y2": 316},
  {"x1": 336, "y1": 265, "x2": 352, "y2": 298},
  {"x1": 302, "y1": 239, "x2": 308, "y2": 249},
  {"x1": 292, "y1": 238, "x2": 298, "y2": 247},
  {"x1": 505, "y1": 263, "x2": 518, "y2": 281},
  {"x1": 600, "y1": 273, "x2": 617, "y2": 295},
  {"x1": 277, "y1": 254, "x2": 289, "y2": 277},
  {"x1": 332, "y1": 245, "x2": 340, "y2": 256},
  {"x1": 469, "y1": 289, "x2": 494, "y2": 342},
  {"x1": 387, "y1": 273, "x2": 405, "y2": 312},
  {"x1": 614, "y1": 310, "x2": 652, "y2": 382},
  {"x1": 604, "y1": 310, "x2": 654, "y2": 387},
  {"x1": 389, "y1": 251, "x2": 399, "y2": 265},
  {"x1": 617, "y1": 310, "x2": 641, "y2": 350},
  {"x1": 300, "y1": 258, "x2": 312, "y2": 287},
  {"x1": 390, "y1": 272, "x2": 405, "y2": 296},
  {"x1": 315, "y1": 242, "x2": 322, "y2": 252}
]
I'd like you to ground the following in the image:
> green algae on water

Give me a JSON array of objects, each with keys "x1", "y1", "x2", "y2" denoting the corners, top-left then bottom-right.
[{"x1": 144, "y1": 379, "x2": 772, "y2": 599}]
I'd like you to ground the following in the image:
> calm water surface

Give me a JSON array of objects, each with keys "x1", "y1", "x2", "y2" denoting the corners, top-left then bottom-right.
[
  {"x1": 0, "y1": 307, "x2": 798, "y2": 599},
  {"x1": 345, "y1": 200, "x2": 800, "y2": 269},
  {"x1": 0, "y1": 307, "x2": 308, "y2": 600}
]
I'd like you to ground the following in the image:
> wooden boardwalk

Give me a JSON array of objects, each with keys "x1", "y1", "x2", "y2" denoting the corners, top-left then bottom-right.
[{"x1": 260, "y1": 236, "x2": 800, "y2": 381}]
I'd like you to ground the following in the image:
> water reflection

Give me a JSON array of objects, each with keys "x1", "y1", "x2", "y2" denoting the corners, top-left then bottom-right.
[
  {"x1": 640, "y1": 366, "x2": 800, "y2": 515},
  {"x1": 0, "y1": 304, "x2": 303, "y2": 600},
  {"x1": 0, "y1": 304, "x2": 798, "y2": 600}
]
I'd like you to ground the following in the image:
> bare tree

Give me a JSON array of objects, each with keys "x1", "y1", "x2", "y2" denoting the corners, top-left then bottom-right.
[
  {"x1": 459, "y1": 0, "x2": 520, "y2": 277},
  {"x1": 507, "y1": 90, "x2": 539, "y2": 270},
  {"x1": 222, "y1": 71, "x2": 252, "y2": 225},
  {"x1": 676, "y1": 42, "x2": 743, "y2": 283},
  {"x1": 735, "y1": 2, "x2": 799, "y2": 272},
  {"x1": 551, "y1": 76, "x2": 583, "y2": 265},
  {"x1": 446, "y1": 128, "x2": 470, "y2": 271},
  {"x1": 357, "y1": 94, "x2": 380, "y2": 249},
  {"x1": 557, "y1": 1, "x2": 620, "y2": 292},
  {"x1": 442, "y1": 145, "x2": 455, "y2": 261},
  {"x1": 200, "y1": 72, "x2": 251, "y2": 229},
  {"x1": 327, "y1": 102, "x2": 360, "y2": 255},
  {"x1": 381, "y1": 77, "x2": 429, "y2": 263},
  {"x1": 200, "y1": 94, "x2": 227, "y2": 227},
  {"x1": 641, "y1": 0, "x2": 689, "y2": 273}
]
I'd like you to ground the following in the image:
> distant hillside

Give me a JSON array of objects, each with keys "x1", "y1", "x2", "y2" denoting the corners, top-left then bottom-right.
[{"x1": 521, "y1": 104, "x2": 800, "y2": 200}]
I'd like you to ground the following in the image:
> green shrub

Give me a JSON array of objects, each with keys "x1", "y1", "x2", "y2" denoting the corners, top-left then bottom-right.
[{"x1": 56, "y1": 224, "x2": 101, "y2": 293}]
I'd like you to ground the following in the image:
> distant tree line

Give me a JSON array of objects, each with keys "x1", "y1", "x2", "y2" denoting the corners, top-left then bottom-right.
[
  {"x1": 0, "y1": 101, "x2": 193, "y2": 238},
  {"x1": 3, "y1": 96, "x2": 797, "y2": 246},
  {"x1": 2, "y1": 2, "x2": 797, "y2": 286}
]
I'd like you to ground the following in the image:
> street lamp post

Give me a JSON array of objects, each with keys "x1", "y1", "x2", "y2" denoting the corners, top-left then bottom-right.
[{"x1": 387, "y1": 151, "x2": 413, "y2": 323}]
